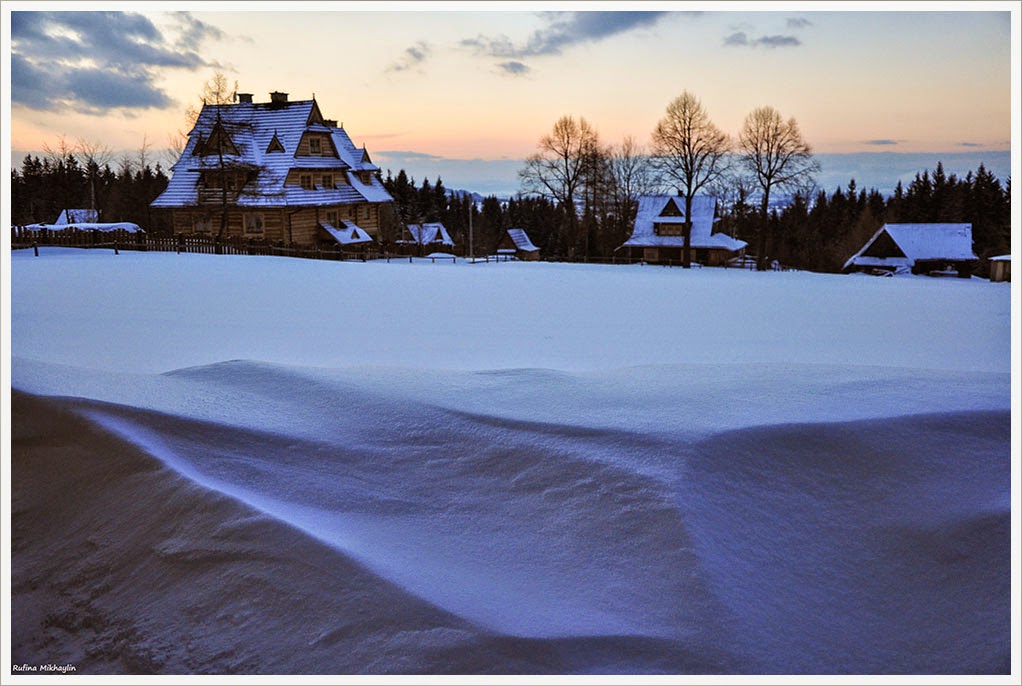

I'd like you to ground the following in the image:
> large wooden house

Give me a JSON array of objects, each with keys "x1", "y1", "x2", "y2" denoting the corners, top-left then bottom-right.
[
  {"x1": 618, "y1": 195, "x2": 747, "y2": 266},
  {"x1": 151, "y1": 91, "x2": 393, "y2": 247}
]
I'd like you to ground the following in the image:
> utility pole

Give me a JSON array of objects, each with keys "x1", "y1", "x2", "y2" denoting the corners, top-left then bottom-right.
[{"x1": 468, "y1": 195, "x2": 474, "y2": 261}]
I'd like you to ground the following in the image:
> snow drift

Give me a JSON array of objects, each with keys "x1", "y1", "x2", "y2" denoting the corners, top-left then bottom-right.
[{"x1": 8, "y1": 249, "x2": 1013, "y2": 675}]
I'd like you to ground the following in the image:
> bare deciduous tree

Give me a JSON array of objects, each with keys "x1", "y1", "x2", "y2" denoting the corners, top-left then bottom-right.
[
  {"x1": 607, "y1": 136, "x2": 657, "y2": 247},
  {"x1": 650, "y1": 91, "x2": 731, "y2": 268},
  {"x1": 76, "y1": 138, "x2": 112, "y2": 215},
  {"x1": 738, "y1": 106, "x2": 820, "y2": 270},
  {"x1": 519, "y1": 115, "x2": 600, "y2": 258}
]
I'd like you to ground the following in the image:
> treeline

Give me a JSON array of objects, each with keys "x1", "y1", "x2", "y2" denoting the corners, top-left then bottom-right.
[
  {"x1": 380, "y1": 169, "x2": 571, "y2": 256},
  {"x1": 764, "y1": 162, "x2": 1011, "y2": 273},
  {"x1": 10, "y1": 145, "x2": 171, "y2": 231},
  {"x1": 381, "y1": 160, "x2": 1011, "y2": 272}
]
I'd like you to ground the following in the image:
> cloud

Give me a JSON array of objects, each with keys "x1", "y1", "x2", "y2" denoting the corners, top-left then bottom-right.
[
  {"x1": 864, "y1": 139, "x2": 899, "y2": 146},
  {"x1": 171, "y1": 12, "x2": 226, "y2": 51},
  {"x1": 521, "y1": 11, "x2": 669, "y2": 56},
  {"x1": 462, "y1": 11, "x2": 672, "y2": 73},
  {"x1": 756, "y1": 35, "x2": 801, "y2": 48},
  {"x1": 724, "y1": 31, "x2": 801, "y2": 48},
  {"x1": 787, "y1": 17, "x2": 813, "y2": 29},
  {"x1": 723, "y1": 31, "x2": 749, "y2": 47},
  {"x1": 387, "y1": 40, "x2": 432, "y2": 73},
  {"x1": 376, "y1": 150, "x2": 445, "y2": 160},
  {"x1": 11, "y1": 11, "x2": 223, "y2": 114},
  {"x1": 959, "y1": 142, "x2": 982, "y2": 147},
  {"x1": 498, "y1": 61, "x2": 530, "y2": 76}
]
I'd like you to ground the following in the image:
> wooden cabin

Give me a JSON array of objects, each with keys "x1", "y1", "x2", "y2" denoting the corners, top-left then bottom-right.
[
  {"x1": 496, "y1": 228, "x2": 541, "y2": 260},
  {"x1": 617, "y1": 195, "x2": 746, "y2": 266},
  {"x1": 843, "y1": 223, "x2": 979, "y2": 277},
  {"x1": 151, "y1": 91, "x2": 393, "y2": 248}
]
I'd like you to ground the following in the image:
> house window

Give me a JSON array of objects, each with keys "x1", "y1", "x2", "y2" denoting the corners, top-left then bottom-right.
[
  {"x1": 300, "y1": 174, "x2": 313, "y2": 190},
  {"x1": 654, "y1": 222, "x2": 684, "y2": 236},
  {"x1": 194, "y1": 217, "x2": 212, "y2": 234},
  {"x1": 309, "y1": 137, "x2": 322, "y2": 156},
  {"x1": 359, "y1": 171, "x2": 371, "y2": 184},
  {"x1": 245, "y1": 213, "x2": 264, "y2": 235},
  {"x1": 322, "y1": 174, "x2": 333, "y2": 189},
  {"x1": 326, "y1": 210, "x2": 338, "y2": 226}
]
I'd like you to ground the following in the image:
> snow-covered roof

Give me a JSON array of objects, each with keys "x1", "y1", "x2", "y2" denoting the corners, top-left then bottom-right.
[
  {"x1": 399, "y1": 223, "x2": 455, "y2": 246},
  {"x1": 321, "y1": 220, "x2": 373, "y2": 245},
  {"x1": 55, "y1": 209, "x2": 99, "y2": 224},
  {"x1": 24, "y1": 222, "x2": 143, "y2": 233},
  {"x1": 506, "y1": 228, "x2": 539, "y2": 252},
  {"x1": 621, "y1": 195, "x2": 746, "y2": 252},
  {"x1": 152, "y1": 97, "x2": 392, "y2": 209},
  {"x1": 989, "y1": 255, "x2": 1011, "y2": 262},
  {"x1": 844, "y1": 223, "x2": 978, "y2": 271}
]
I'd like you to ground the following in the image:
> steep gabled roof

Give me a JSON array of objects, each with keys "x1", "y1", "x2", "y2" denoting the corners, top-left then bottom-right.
[
  {"x1": 55, "y1": 209, "x2": 99, "y2": 224},
  {"x1": 400, "y1": 222, "x2": 455, "y2": 246},
  {"x1": 621, "y1": 195, "x2": 746, "y2": 252},
  {"x1": 844, "y1": 223, "x2": 977, "y2": 270},
  {"x1": 506, "y1": 228, "x2": 539, "y2": 252},
  {"x1": 152, "y1": 97, "x2": 393, "y2": 209}
]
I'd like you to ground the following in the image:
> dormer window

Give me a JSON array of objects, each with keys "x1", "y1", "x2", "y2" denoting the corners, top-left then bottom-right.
[
  {"x1": 321, "y1": 174, "x2": 333, "y2": 189},
  {"x1": 266, "y1": 133, "x2": 285, "y2": 154},
  {"x1": 300, "y1": 174, "x2": 313, "y2": 190},
  {"x1": 309, "y1": 137, "x2": 322, "y2": 156}
]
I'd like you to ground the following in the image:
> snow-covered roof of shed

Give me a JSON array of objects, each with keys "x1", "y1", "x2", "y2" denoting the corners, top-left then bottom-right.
[
  {"x1": 152, "y1": 98, "x2": 393, "y2": 208},
  {"x1": 844, "y1": 223, "x2": 977, "y2": 270},
  {"x1": 55, "y1": 209, "x2": 99, "y2": 224},
  {"x1": 400, "y1": 223, "x2": 455, "y2": 246},
  {"x1": 506, "y1": 228, "x2": 539, "y2": 252},
  {"x1": 26, "y1": 222, "x2": 143, "y2": 233},
  {"x1": 989, "y1": 254, "x2": 1011, "y2": 262},
  {"x1": 622, "y1": 195, "x2": 746, "y2": 251}
]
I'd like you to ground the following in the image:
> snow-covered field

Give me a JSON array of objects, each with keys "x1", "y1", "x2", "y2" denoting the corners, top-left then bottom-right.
[{"x1": 7, "y1": 247, "x2": 1015, "y2": 676}]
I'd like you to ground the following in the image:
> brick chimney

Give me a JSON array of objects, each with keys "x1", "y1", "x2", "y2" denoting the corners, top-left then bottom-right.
[
  {"x1": 323, "y1": 119, "x2": 337, "y2": 127},
  {"x1": 237, "y1": 93, "x2": 253, "y2": 104},
  {"x1": 269, "y1": 91, "x2": 289, "y2": 105}
]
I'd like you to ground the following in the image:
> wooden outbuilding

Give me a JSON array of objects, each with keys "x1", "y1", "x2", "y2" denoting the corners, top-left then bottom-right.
[
  {"x1": 496, "y1": 228, "x2": 540, "y2": 261},
  {"x1": 395, "y1": 223, "x2": 455, "y2": 256},
  {"x1": 988, "y1": 255, "x2": 1011, "y2": 282},
  {"x1": 843, "y1": 223, "x2": 979, "y2": 277}
]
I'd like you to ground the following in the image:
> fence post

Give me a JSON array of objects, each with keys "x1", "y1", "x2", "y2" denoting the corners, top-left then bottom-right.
[
  {"x1": 114, "y1": 240, "x2": 119, "y2": 255},
  {"x1": 33, "y1": 241, "x2": 38, "y2": 257}
]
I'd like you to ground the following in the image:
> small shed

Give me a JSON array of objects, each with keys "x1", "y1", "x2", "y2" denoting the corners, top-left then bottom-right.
[
  {"x1": 396, "y1": 222, "x2": 455, "y2": 256},
  {"x1": 55, "y1": 209, "x2": 100, "y2": 224},
  {"x1": 988, "y1": 255, "x2": 1011, "y2": 282},
  {"x1": 496, "y1": 228, "x2": 540, "y2": 261},
  {"x1": 843, "y1": 223, "x2": 978, "y2": 277}
]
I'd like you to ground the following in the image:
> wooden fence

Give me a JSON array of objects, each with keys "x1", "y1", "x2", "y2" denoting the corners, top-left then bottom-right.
[{"x1": 10, "y1": 226, "x2": 764, "y2": 269}]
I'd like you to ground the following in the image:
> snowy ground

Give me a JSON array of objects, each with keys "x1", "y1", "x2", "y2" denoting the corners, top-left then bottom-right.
[{"x1": 7, "y1": 247, "x2": 1016, "y2": 676}]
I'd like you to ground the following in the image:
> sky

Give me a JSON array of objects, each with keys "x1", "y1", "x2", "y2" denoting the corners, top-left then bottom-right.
[{"x1": 3, "y1": 2, "x2": 1018, "y2": 196}]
